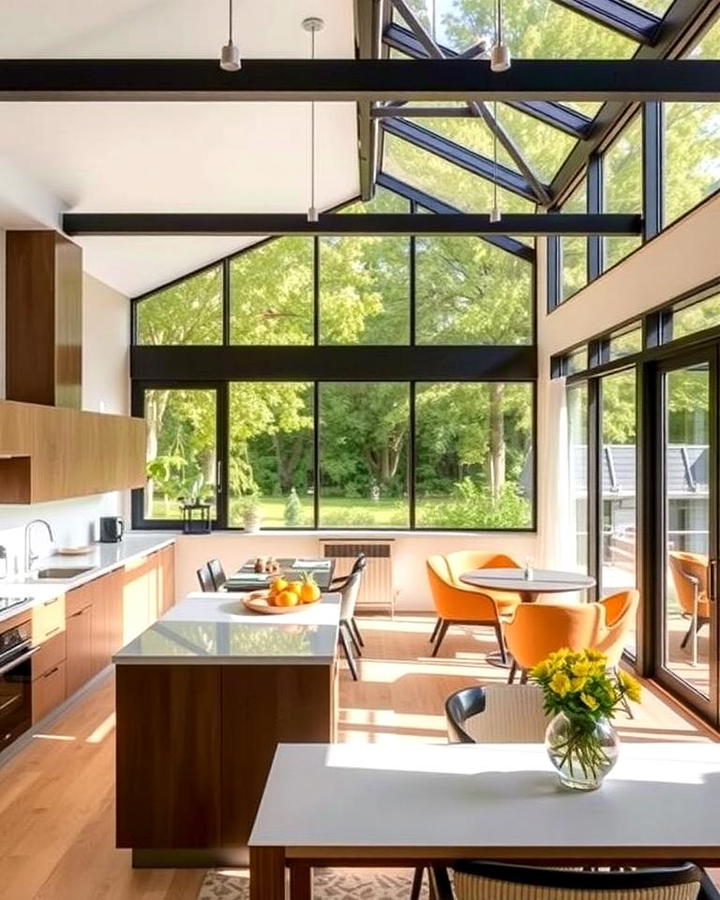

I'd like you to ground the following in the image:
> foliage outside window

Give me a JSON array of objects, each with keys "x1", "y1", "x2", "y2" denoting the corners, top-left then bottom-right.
[
  {"x1": 144, "y1": 388, "x2": 217, "y2": 520},
  {"x1": 415, "y1": 236, "x2": 532, "y2": 344},
  {"x1": 608, "y1": 326, "x2": 642, "y2": 360},
  {"x1": 672, "y1": 292, "x2": 720, "y2": 340},
  {"x1": 319, "y1": 191, "x2": 410, "y2": 345},
  {"x1": 603, "y1": 115, "x2": 643, "y2": 270},
  {"x1": 665, "y1": 22, "x2": 720, "y2": 227},
  {"x1": 136, "y1": 266, "x2": 222, "y2": 345},
  {"x1": 567, "y1": 382, "x2": 588, "y2": 573},
  {"x1": 566, "y1": 346, "x2": 588, "y2": 375},
  {"x1": 228, "y1": 383, "x2": 313, "y2": 528},
  {"x1": 415, "y1": 382, "x2": 533, "y2": 529},
  {"x1": 229, "y1": 237, "x2": 313, "y2": 345},
  {"x1": 561, "y1": 180, "x2": 588, "y2": 303}
]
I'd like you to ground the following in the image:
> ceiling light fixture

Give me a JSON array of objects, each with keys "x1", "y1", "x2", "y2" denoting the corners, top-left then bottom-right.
[
  {"x1": 303, "y1": 16, "x2": 324, "y2": 223},
  {"x1": 489, "y1": 101, "x2": 502, "y2": 223},
  {"x1": 490, "y1": 0, "x2": 511, "y2": 72},
  {"x1": 220, "y1": 0, "x2": 241, "y2": 72}
]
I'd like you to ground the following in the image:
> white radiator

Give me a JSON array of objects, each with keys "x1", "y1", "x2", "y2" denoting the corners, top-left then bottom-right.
[{"x1": 320, "y1": 540, "x2": 394, "y2": 615}]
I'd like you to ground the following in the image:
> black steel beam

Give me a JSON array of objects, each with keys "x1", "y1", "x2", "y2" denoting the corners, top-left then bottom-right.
[
  {"x1": 355, "y1": 0, "x2": 384, "y2": 201},
  {"x1": 63, "y1": 211, "x2": 642, "y2": 236},
  {"x1": 376, "y1": 171, "x2": 536, "y2": 261},
  {"x1": 383, "y1": 118, "x2": 539, "y2": 201},
  {"x1": 383, "y1": 22, "x2": 595, "y2": 139},
  {"x1": 551, "y1": 0, "x2": 662, "y2": 44},
  {"x1": 131, "y1": 344, "x2": 537, "y2": 383},
  {"x1": 0, "y1": 58, "x2": 719, "y2": 101},
  {"x1": 642, "y1": 101, "x2": 664, "y2": 240},
  {"x1": 550, "y1": 0, "x2": 720, "y2": 204}
]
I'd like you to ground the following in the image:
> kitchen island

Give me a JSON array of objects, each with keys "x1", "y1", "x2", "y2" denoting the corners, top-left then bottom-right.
[{"x1": 113, "y1": 590, "x2": 340, "y2": 867}]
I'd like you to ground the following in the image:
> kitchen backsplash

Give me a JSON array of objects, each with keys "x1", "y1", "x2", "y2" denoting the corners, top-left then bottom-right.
[{"x1": 0, "y1": 491, "x2": 126, "y2": 576}]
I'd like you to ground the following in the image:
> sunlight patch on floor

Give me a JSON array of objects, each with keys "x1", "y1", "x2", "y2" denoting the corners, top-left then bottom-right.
[
  {"x1": 339, "y1": 706, "x2": 446, "y2": 732},
  {"x1": 86, "y1": 712, "x2": 116, "y2": 744},
  {"x1": 356, "y1": 656, "x2": 508, "y2": 683},
  {"x1": 32, "y1": 733, "x2": 76, "y2": 742}
]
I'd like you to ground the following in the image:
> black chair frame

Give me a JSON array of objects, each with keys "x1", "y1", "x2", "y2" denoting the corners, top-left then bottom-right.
[
  {"x1": 444, "y1": 686, "x2": 489, "y2": 744},
  {"x1": 196, "y1": 564, "x2": 214, "y2": 592},
  {"x1": 330, "y1": 554, "x2": 367, "y2": 651}
]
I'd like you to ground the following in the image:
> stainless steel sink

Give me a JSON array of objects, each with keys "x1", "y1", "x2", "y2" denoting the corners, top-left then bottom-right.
[{"x1": 32, "y1": 566, "x2": 94, "y2": 580}]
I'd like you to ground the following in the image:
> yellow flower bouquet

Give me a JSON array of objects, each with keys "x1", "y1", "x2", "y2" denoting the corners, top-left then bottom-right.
[{"x1": 530, "y1": 648, "x2": 641, "y2": 790}]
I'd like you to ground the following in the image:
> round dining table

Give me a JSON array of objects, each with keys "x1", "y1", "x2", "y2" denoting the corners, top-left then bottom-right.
[{"x1": 459, "y1": 567, "x2": 596, "y2": 668}]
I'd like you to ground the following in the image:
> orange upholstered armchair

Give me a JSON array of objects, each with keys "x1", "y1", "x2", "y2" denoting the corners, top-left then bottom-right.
[
  {"x1": 426, "y1": 554, "x2": 521, "y2": 661},
  {"x1": 594, "y1": 589, "x2": 640, "y2": 668},
  {"x1": 669, "y1": 551, "x2": 710, "y2": 659},
  {"x1": 503, "y1": 602, "x2": 605, "y2": 683}
]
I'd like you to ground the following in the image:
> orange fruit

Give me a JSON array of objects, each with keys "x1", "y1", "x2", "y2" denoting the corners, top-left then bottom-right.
[
  {"x1": 274, "y1": 589, "x2": 299, "y2": 607},
  {"x1": 300, "y1": 572, "x2": 321, "y2": 604},
  {"x1": 287, "y1": 580, "x2": 303, "y2": 597},
  {"x1": 270, "y1": 576, "x2": 289, "y2": 596}
]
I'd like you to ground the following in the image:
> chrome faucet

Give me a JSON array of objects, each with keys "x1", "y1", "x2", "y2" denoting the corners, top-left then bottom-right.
[{"x1": 24, "y1": 519, "x2": 54, "y2": 572}]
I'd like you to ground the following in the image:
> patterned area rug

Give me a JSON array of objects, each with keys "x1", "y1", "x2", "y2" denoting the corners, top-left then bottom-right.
[{"x1": 198, "y1": 867, "x2": 429, "y2": 899}]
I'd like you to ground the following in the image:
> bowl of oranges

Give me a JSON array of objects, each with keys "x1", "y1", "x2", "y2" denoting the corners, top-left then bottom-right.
[{"x1": 242, "y1": 572, "x2": 322, "y2": 615}]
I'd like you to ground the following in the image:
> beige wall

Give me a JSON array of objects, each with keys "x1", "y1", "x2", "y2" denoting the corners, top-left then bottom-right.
[{"x1": 82, "y1": 272, "x2": 130, "y2": 415}]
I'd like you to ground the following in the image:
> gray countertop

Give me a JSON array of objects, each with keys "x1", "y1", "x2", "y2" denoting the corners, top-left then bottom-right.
[
  {"x1": 113, "y1": 592, "x2": 341, "y2": 666},
  {"x1": 0, "y1": 533, "x2": 176, "y2": 624}
]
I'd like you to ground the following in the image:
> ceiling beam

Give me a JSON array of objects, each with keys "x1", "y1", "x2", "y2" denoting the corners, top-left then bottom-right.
[
  {"x1": 376, "y1": 171, "x2": 536, "y2": 260},
  {"x1": 63, "y1": 212, "x2": 642, "y2": 236},
  {"x1": 382, "y1": 118, "x2": 541, "y2": 202},
  {"x1": 388, "y1": 0, "x2": 551, "y2": 206},
  {"x1": 354, "y1": 0, "x2": 384, "y2": 201},
  {"x1": 0, "y1": 58, "x2": 718, "y2": 101},
  {"x1": 382, "y1": 22, "x2": 593, "y2": 139},
  {"x1": 549, "y1": 0, "x2": 720, "y2": 203},
  {"x1": 551, "y1": 0, "x2": 662, "y2": 44}
]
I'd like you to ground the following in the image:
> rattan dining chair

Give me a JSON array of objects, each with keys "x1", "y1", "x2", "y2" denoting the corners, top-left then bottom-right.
[
  {"x1": 196, "y1": 564, "x2": 214, "y2": 592},
  {"x1": 430, "y1": 861, "x2": 720, "y2": 900},
  {"x1": 445, "y1": 684, "x2": 547, "y2": 744},
  {"x1": 207, "y1": 557, "x2": 227, "y2": 591}
]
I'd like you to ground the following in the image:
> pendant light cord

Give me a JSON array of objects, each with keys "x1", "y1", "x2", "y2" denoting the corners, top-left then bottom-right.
[
  {"x1": 496, "y1": 0, "x2": 503, "y2": 47},
  {"x1": 228, "y1": 0, "x2": 233, "y2": 44},
  {"x1": 310, "y1": 27, "x2": 316, "y2": 216},
  {"x1": 493, "y1": 100, "x2": 498, "y2": 213}
]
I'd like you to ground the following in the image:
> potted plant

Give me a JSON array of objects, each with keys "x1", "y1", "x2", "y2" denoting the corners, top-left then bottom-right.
[
  {"x1": 530, "y1": 648, "x2": 641, "y2": 792},
  {"x1": 240, "y1": 495, "x2": 262, "y2": 533}
]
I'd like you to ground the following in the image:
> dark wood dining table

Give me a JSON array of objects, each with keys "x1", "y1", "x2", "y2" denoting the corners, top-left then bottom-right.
[{"x1": 224, "y1": 557, "x2": 336, "y2": 592}]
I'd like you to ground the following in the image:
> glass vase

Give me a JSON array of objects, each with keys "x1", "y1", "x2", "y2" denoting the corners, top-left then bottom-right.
[{"x1": 545, "y1": 712, "x2": 619, "y2": 791}]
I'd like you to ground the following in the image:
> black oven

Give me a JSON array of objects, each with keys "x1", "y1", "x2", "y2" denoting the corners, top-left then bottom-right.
[{"x1": 0, "y1": 619, "x2": 38, "y2": 752}]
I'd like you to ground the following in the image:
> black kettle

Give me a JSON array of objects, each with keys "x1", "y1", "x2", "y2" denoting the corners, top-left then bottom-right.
[{"x1": 99, "y1": 516, "x2": 124, "y2": 543}]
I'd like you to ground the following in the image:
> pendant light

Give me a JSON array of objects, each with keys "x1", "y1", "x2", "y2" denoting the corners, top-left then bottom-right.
[
  {"x1": 489, "y1": 101, "x2": 502, "y2": 223},
  {"x1": 303, "y1": 17, "x2": 324, "y2": 223},
  {"x1": 490, "y1": 0, "x2": 511, "y2": 72},
  {"x1": 220, "y1": 0, "x2": 241, "y2": 72}
]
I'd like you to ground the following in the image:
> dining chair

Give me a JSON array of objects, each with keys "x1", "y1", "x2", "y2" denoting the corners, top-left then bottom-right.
[
  {"x1": 207, "y1": 557, "x2": 227, "y2": 591},
  {"x1": 668, "y1": 551, "x2": 710, "y2": 657},
  {"x1": 330, "y1": 553, "x2": 366, "y2": 650},
  {"x1": 429, "y1": 551, "x2": 523, "y2": 649},
  {"x1": 337, "y1": 568, "x2": 364, "y2": 681},
  {"x1": 426, "y1": 555, "x2": 521, "y2": 660},
  {"x1": 429, "y1": 860, "x2": 720, "y2": 900},
  {"x1": 503, "y1": 601, "x2": 604, "y2": 683},
  {"x1": 445, "y1": 684, "x2": 547, "y2": 744},
  {"x1": 196, "y1": 564, "x2": 214, "y2": 592}
]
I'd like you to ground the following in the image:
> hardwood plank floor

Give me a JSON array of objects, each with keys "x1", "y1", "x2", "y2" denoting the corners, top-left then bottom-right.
[{"x1": 0, "y1": 615, "x2": 714, "y2": 899}]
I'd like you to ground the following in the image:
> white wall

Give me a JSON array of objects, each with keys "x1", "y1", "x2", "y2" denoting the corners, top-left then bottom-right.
[
  {"x1": 0, "y1": 234, "x2": 131, "y2": 574},
  {"x1": 174, "y1": 531, "x2": 538, "y2": 612}
]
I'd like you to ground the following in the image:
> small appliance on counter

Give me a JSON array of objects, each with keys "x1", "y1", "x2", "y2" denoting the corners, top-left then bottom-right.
[{"x1": 99, "y1": 516, "x2": 124, "y2": 543}]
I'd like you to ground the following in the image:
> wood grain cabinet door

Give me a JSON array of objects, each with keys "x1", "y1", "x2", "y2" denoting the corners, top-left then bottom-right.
[
  {"x1": 32, "y1": 661, "x2": 66, "y2": 724},
  {"x1": 65, "y1": 603, "x2": 94, "y2": 697}
]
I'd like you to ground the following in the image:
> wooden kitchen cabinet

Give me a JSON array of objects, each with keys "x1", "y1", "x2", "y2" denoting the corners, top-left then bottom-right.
[
  {"x1": 31, "y1": 594, "x2": 66, "y2": 646},
  {"x1": 65, "y1": 601, "x2": 94, "y2": 697},
  {"x1": 32, "y1": 661, "x2": 67, "y2": 724}
]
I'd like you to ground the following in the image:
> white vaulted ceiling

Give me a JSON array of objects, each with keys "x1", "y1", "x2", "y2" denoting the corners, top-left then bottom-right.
[{"x1": 0, "y1": 0, "x2": 358, "y2": 296}]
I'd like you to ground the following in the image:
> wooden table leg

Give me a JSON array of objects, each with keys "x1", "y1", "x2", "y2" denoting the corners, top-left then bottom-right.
[
  {"x1": 290, "y1": 864, "x2": 313, "y2": 900},
  {"x1": 250, "y1": 846, "x2": 287, "y2": 900}
]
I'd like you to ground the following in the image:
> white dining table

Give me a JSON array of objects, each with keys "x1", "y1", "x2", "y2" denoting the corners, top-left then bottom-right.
[
  {"x1": 460, "y1": 567, "x2": 596, "y2": 603},
  {"x1": 249, "y1": 741, "x2": 720, "y2": 900}
]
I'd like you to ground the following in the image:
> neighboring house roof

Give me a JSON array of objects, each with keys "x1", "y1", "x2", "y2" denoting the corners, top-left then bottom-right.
[{"x1": 571, "y1": 445, "x2": 709, "y2": 498}]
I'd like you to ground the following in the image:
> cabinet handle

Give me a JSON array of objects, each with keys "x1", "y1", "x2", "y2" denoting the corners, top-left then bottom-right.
[
  {"x1": 44, "y1": 597, "x2": 59, "y2": 607},
  {"x1": 45, "y1": 626, "x2": 61, "y2": 638},
  {"x1": 42, "y1": 666, "x2": 59, "y2": 679},
  {"x1": 710, "y1": 559, "x2": 718, "y2": 603},
  {"x1": 69, "y1": 608, "x2": 87, "y2": 618}
]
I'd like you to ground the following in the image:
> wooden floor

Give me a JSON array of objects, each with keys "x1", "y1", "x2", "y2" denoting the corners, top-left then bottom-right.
[{"x1": 0, "y1": 615, "x2": 715, "y2": 900}]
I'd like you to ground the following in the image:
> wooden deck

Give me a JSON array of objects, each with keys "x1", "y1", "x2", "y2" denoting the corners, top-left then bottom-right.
[{"x1": 0, "y1": 614, "x2": 715, "y2": 899}]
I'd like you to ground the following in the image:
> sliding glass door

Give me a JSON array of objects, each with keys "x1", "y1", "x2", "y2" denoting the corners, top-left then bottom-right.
[{"x1": 654, "y1": 350, "x2": 718, "y2": 721}]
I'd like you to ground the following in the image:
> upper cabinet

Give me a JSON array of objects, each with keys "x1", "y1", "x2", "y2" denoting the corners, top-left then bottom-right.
[
  {"x1": 0, "y1": 400, "x2": 146, "y2": 503},
  {"x1": 5, "y1": 230, "x2": 83, "y2": 409}
]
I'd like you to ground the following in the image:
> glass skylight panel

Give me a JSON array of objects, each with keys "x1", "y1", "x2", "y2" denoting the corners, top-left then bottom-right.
[
  {"x1": 383, "y1": 133, "x2": 535, "y2": 214},
  {"x1": 603, "y1": 114, "x2": 643, "y2": 270}
]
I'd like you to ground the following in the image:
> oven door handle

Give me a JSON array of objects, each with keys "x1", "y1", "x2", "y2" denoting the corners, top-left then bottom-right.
[{"x1": 0, "y1": 645, "x2": 40, "y2": 677}]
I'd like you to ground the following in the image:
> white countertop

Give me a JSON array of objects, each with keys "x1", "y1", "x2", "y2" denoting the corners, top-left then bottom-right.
[
  {"x1": 0, "y1": 533, "x2": 176, "y2": 624},
  {"x1": 113, "y1": 592, "x2": 341, "y2": 666},
  {"x1": 250, "y1": 742, "x2": 720, "y2": 853}
]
